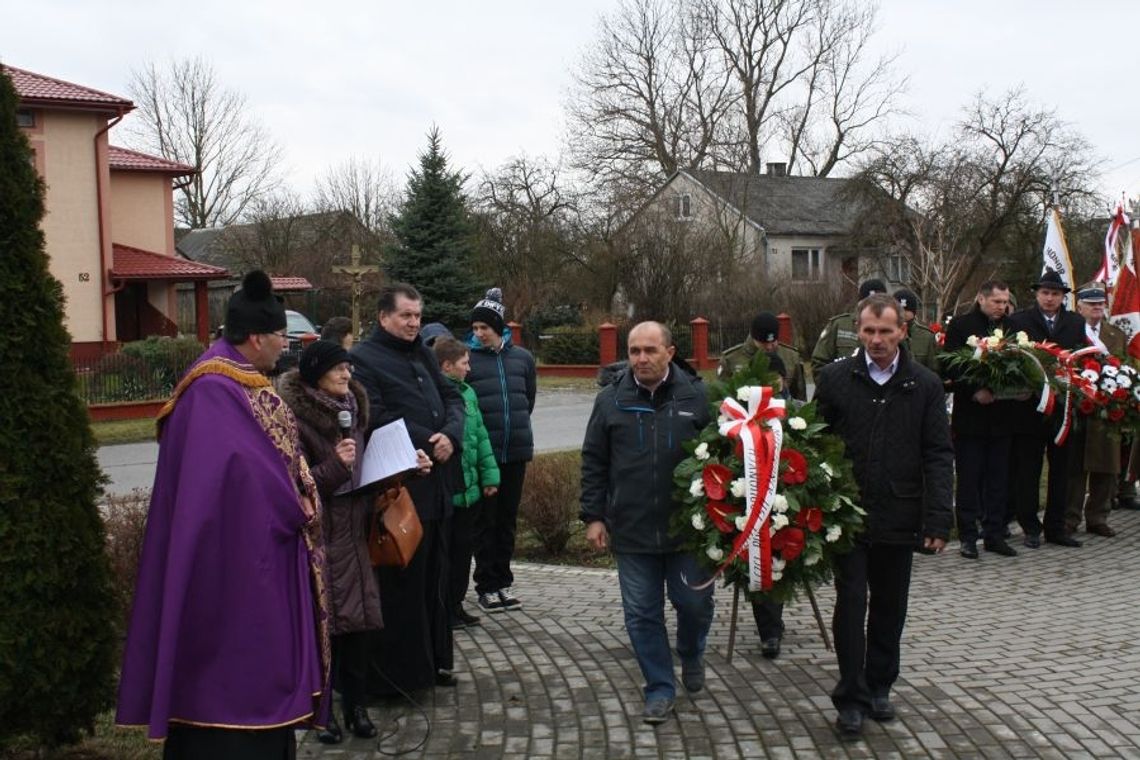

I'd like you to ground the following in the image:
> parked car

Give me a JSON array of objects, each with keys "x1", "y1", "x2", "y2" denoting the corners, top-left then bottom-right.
[{"x1": 276, "y1": 309, "x2": 320, "y2": 372}]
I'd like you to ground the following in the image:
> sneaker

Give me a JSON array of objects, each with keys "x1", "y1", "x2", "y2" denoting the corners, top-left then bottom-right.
[
  {"x1": 497, "y1": 588, "x2": 522, "y2": 610},
  {"x1": 477, "y1": 592, "x2": 506, "y2": 613},
  {"x1": 642, "y1": 696, "x2": 674, "y2": 725},
  {"x1": 681, "y1": 659, "x2": 705, "y2": 692}
]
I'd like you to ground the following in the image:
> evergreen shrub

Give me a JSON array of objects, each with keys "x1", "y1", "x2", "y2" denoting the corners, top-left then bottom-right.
[{"x1": 518, "y1": 450, "x2": 581, "y2": 555}]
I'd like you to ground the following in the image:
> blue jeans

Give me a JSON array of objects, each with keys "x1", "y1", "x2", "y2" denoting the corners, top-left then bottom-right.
[{"x1": 615, "y1": 552, "x2": 716, "y2": 700}]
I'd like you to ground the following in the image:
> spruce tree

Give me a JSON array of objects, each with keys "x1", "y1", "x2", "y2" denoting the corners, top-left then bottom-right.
[
  {"x1": 0, "y1": 71, "x2": 117, "y2": 747},
  {"x1": 386, "y1": 127, "x2": 481, "y2": 326}
]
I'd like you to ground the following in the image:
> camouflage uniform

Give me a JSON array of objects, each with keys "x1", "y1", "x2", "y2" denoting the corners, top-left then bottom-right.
[
  {"x1": 812, "y1": 312, "x2": 940, "y2": 374},
  {"x1": 718, "y1": 339, "x2": 806, "y2": 402},
  {"x1": 905, "y1": 319, "x2": 940, "y2": 373}
]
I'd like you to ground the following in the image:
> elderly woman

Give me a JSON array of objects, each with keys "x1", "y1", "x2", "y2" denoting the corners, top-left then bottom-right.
[{"x1": 279, "y1": 340, "x2": 383, "y2": 744}]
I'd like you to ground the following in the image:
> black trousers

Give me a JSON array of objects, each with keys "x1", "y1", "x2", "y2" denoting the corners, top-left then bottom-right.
[
  {"x1": 751, "y1": 598, "x2": 785, "y2": 640},
  {"x1": 1009, "y1": 425, "x2": 1070, "y2": 539},
  {"x1": 449, "y1": 499, "x2": 483, "y2": 609},
  {"x1": 474, "y1": 461, "x2": 527, "y2": 595},
  {"x1": 370, "y1": 516, "x2": 453, "y2": 696},
  {"x1": 831, "y1": 542, "x2": 914, "y2": 712},
  {"x1": 332, "y1": 630, "x2": 369, "y2": 710},
  {"x1": 954, "y1": 434, "x2": 1011, "y2": 544},
  {"x1": 163, "y1": 724, "x2": 295, "y2": 759}
]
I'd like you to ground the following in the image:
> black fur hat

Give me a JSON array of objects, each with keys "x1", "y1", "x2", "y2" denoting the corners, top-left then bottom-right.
[{"x1": 226, "y1": 271, "x2": 286, "y2": 334}]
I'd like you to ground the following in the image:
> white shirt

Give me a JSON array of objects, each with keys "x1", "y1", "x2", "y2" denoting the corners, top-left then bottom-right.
[
  {"x1": 1086, "y1": 321, "x2": 1107, "y2": 353},
  {"x1": 866, "y1": 350, "x2": 899, "y2": 386}
]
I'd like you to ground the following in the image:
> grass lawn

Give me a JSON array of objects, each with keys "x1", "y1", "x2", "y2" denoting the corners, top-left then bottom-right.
[
  {"x1": 90, "y1": 418, "x2": 156, "y2": 446},
  {"x1": 2, "y1": 710, "x2": 159, "y2": 759}
]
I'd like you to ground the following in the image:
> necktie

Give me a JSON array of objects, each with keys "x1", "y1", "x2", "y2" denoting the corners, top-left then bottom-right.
[{"x1": 1046, "y1": 317, "x2": 1055, "y2": 335}]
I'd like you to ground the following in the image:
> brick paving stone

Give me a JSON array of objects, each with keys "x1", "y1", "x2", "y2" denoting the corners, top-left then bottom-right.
[{"x1": 296, "y1": 510, "x2": 1140, "y2": 758}]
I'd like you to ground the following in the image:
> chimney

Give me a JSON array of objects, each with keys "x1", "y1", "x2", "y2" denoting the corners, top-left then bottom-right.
[{"x1": 766, "y1": 162, "x2": 787, "y2": 177}]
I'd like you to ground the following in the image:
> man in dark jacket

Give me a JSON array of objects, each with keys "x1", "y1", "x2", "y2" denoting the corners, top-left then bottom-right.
[
  {"x1": 1005, "y1": 269, "x2": 1086, "y2": 548},
  {"x1": 942, "y1": 280, "x2": 1019, "y2": 558},
  {"x1": 814, "y1": 294, "x2": 953, "y2": 741},
  {"x1": 580, "y1": 322, "x2": 714, "y2": 726},
  {"x1": 466, "y1": 288, "x2": 537, "y2": 613},
  {"x1": 350, "y1": 283, "x2": 465, "y2": 693}
]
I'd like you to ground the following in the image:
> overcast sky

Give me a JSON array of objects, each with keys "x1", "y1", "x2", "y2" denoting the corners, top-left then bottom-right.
[{"x1": 3, "y1": 0, "x2": 1136, "y2": 206}]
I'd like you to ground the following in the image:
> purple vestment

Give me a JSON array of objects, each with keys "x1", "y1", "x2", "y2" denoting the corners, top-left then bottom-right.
[{"x1": 116, "y1": 341, "x2": 329, "y2": 740}]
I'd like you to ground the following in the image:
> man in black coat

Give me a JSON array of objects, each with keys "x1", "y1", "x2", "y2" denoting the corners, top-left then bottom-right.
[
  {"x1": 350, "y1": 283, "x2": 466, "y2": 693},
  {"x1": 942, "y1": 280, "x2": 1019, "y2": 558},
  {"x1": 814, "y1": 295, "x2": 953, "y2": 741},
  {"x1": 1005, "y1": 269, "x2": 1086, "y2": 548}
]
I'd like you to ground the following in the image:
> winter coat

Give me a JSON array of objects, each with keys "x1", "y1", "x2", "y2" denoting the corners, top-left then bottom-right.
[
  {"x1": 350, "y1": 326, "x2": 465, "y2": 521},
  {"x1": 466, "y1": 330, "x2": 537, "y2": 463},
  {"x1": 941, "y1": 304, "x2": 1016, "y2": 437},
  {"x1": 1005, "y1": 306, "x2": 1086, "y2": 434},
  {"x1": 278, "y1": 370, "x2": 382, "y2": 636},
  {"x1": 814, "y1": 347, "x2": 954, "y2": 546},
  {"x1": 580, "y1": 362, "x2": 710, "y2": 554},
  {"x1": 1075, "y1": 320, "x2": 1126, "y2": 474},
  {"x1": 448, "y1": 377, "x2": 501, "y2": 507}
]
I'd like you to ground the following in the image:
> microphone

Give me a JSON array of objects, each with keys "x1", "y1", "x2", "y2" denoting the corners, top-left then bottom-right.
[{"x1": 337, "y1": 411, "x2": 353, "y2": 440}]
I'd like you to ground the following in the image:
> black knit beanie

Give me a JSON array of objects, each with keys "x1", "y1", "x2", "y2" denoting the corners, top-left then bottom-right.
[
  {"x1": 750, "y1": 312, "x2": 780, "y2": 343},
  {"x1": 226, "y1": 270, "x2": 286, "y2": 334},
  {"x1": 471, "y1": 287, "x2": 506, "y2": 335},
  {"x1": 299, "y1": 340, "x2": 350, "y2": 386}
]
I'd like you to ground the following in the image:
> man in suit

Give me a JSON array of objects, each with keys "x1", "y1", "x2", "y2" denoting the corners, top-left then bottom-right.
[
  {"x1": 1065, "y1": 282, "x2": 1125, "y2": 538},
  {"x1": 1006, "y1": 269, "x2": 1086, "y2": 548}
]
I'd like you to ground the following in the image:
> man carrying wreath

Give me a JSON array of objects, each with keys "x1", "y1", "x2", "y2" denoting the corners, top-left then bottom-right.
[
  {"x1": 580, "y1": 321, "x2": 714, "y2": 726},
  {"x1": 814, "y1": 294, "x2": 954, "y2": 740}
]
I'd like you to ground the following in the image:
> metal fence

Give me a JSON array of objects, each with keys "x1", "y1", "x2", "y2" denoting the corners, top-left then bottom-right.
[{"x1": 75, "y1": 347, "x2": 201, "y2": 405}]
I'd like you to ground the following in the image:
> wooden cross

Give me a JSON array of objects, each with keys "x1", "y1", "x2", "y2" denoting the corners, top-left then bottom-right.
[{"x1": 331, "y1": 245, "x2": 381, "y2": 338}]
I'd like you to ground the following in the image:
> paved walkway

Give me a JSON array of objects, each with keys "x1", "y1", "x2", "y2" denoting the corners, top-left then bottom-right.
[{"x1": 299, "y1": 513, "x2": 1140, "y2": 759}]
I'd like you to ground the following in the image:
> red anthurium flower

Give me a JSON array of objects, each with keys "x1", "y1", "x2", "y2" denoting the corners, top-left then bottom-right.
[
  {"x1": 771, "y1": 527, "x2": 805, "y2": 561},
  {"x1": 705, "y1": 501, "x2": 740, "y2": 534},
  {"x1": 1082, "y1": 359, "x2": 1102, "y2": 373},
  {"x1": 780, "y1": 449, "x2": 809, "y2": 485},
  {"x1": 1108, "y1": 407, "x2": 1126, "y2": 422},
  {"x1": 701, "y1": 463, "x2": 734, "y2": 501},
  {"x1": 1107, "y1": 355, "x2": 1122, "y2": 368},
  {"x1": 1114, "y1": 388, "x2": 1129, "y2": 401},
  {"x1": 1078, "y1": 398, "x2": 1096, "y2": 415},
  {"x1": 929, "y1": 322, "x2": 942, "y2": 334},
  {"x1": 795, "y1": 506, "x2": 824, "y2": 532}
]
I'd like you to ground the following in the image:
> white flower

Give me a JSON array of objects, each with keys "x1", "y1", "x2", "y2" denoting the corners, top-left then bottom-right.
[
  {"x1": 717, "y1": 414, "x2": 729, "y2": 425},
  {"x1": 1118, "y1": 374, "x2": 1132, "y2": 389},
  {"x1": 734, "y1": 515, "x2": 748, "y2": 531},
  {"x1": 771, "y1": 557, "x2": 787, "y2": 573},
  {"x1": 826, "y1": 525, "x2": 842, "y2": 543},
  {"x1": 1081, "y1": 369, "x2": 1100, "y2": 384},
  {"x1": 1103, "y1": 365, "x2": 1120, "y2": 378},
  {"x1": 694, "y1": 442, "x2": 710, "y2": 461},
  {"x1": 1102, "y1": 377, "x2": 1119, "y2": 393},
  {"x1": 992, "y1": 328, "x2": 1004, "y2": 340},
  {"x1": 737, "y1": 385, "x2": 754, "y2": 401},
  {"x1": 804, "y1": 551, "x2": 822, "y2": 567},
  {"x1": 1016, "y1": 331, "x2": 1032, "y2": 347},
  {"x1": 983, "y1": 336, "x2": 1001, "y2": 349},
  {"x1": 1134, "y1": 385, "x2": 1140, "y2": 401},
  {"x1": 820, "y1": 462, "x2": 834, "y2": 479},
  {"x1": 691, "y1": 513, "x2": 706, "y2": 531},
  {"x1": 706, "y1": 546, "x2": 724, "y2": 561},
  {"x1": 771, "y1": 513, "x2": 789, "y2": 531},
  {"x1": 770, "y1": 570, "x2": 783, "y2": 582},
  {"x1": 788, "y1": 416, "x2": 807, "y2": 431},
  {"x1": 689, "y1": 479, "x2": 704, "y2": 498},
  {"x1": 730, "y1": 478, "x2": 747, "y2": 499},
  {"x1": 966, "y1": 335, "x2": 979, "y2": 348},
  {"x1": 772, "y1": 494, "x2": 789, "y2": 514}
]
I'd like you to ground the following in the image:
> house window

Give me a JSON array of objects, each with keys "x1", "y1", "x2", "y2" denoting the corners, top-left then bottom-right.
[
  {"x1": 886, "y1": 254, "x2": 910, "y2": 283},
  {"x1": 791, "y1": 248, "x2": 822, "y2": 280},
  {"x1": 16, "y1": 110, "x2": 35, "y2": 128},
  {"x1": 676, "y1": 193, "x2": 692, "y2": 220}
]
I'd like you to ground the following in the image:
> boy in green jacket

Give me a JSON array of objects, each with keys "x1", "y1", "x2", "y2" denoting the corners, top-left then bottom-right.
[{"x1": 434, "y1": 337, "x2": 501, "y2": 629}]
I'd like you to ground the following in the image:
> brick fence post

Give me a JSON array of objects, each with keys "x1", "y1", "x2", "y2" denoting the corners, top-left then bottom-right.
[
  {"x1": 777, "y1": 312, "x2": 794, "y2": 345},
  {"x1": 690, "y1": 316, "x2": 710, "y2": 369},
  {"x1": 508, "y1": 320, "x2": 524, "y2": 349},
  {"x1": 599, "y1": 322, "x2": 618, "y2": 366}
]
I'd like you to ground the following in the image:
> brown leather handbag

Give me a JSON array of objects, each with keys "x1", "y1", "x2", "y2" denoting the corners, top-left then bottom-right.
[{"x1": 368, "y1": 485, "x2": 423, "y2": 568}]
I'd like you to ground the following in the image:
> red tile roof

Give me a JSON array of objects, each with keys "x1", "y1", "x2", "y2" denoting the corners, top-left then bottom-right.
[
  {"x1": 109, "y1": 145, "x2": 195, "y2": 176},
  {"x1": 112, "y1": 244, "x2": 228, "y2": 281},
  {"x1": 3, "y1": 64, "x2": 133, "y2": 112},
  {"x1": 270, "y1": 276, "x2": 314, "y2": 291}
]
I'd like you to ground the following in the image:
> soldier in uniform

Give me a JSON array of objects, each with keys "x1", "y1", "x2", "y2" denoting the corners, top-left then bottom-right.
[
  {"x1": 893, "y1": 288, "x2": 939, "y2": 372},
  {"x1": 718, "y1": 311, "x2": 805, "y2": 659},
  {"x1": 811, "y1": 279, "x2": 888, "y2": 374}
]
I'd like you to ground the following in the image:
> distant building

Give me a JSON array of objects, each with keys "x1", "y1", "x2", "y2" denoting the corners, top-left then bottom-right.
[{"x1": 6, "y1": 64, "x2": 226, "y2": 360}]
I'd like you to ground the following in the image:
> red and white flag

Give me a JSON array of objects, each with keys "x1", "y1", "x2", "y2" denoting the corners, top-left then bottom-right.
[
  {"x1": 1108, "y1": 222, "x2": 1140, "y2": 359},
  {"x1": 1095, "y1": 200, "x2": 1131, "y2": 286}
]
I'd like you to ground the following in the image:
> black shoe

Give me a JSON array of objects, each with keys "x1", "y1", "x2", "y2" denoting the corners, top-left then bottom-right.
[
  {"x1": 1087, "y1": 524, "x2": 1117, "y2": 537},
  {"x1": 1118, "y1": 496, "x2": 1140, "y2": 510},
  {"x1": 477, "y1": 592, "x2": 506, "y2": 613},
  {"x1": 317, "y1": 712, "x2": 343, "y2": 744},
  {"x1": 435, "y1": 670, "x2": 458, "y2": 687},
  {"x1": 1023, "y1": 534, "x2": 1041, "y2": 549},
  {"x1": 497, "y1": 588, "x2": 522, "y2": 610},
  {"x1": 984, "y1": 538, "x2": 1017, "y2": 557},
  {"x1": 342, "y1": 704, "x2": 377, "y2": 739},
  {"x1": 449, "y1": 614, "x2": 468, "y2": 630},
  {"x1": 836, "y1": 707, "x2": 864, "y2": 739},
  {"x1": 959, "y1": 541, "x2": 978, "y2": 559},
  {"x1": 455, "y1": 605, "x2": 481, "y2": 626},
  {"x1": 869, "y1": 696, "x2": 896, "y2": 722},
  {"x1": 761, "y1": 637, "x2": 782, "y2": 659},
  {"x1": 681, "y1": 658, "x2": 705, "y2": 693},
  {"x1": 1045, "y1": 534, "x2": 1082, "y2": 547}
]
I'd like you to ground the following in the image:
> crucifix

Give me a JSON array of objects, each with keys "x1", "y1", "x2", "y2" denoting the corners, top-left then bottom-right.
[{"x1": 331, "y1": 244, "x2": 381, "y2": 338}]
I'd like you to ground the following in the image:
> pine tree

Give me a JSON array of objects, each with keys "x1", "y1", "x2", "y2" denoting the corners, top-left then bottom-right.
[
  {"x1": 0, "y1": 71, "x2": 117, "y2": 747},
  {"x1": 386, "y1": 127, "x2": 482, "y2": 326}
]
